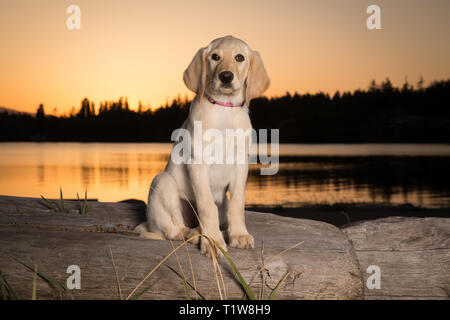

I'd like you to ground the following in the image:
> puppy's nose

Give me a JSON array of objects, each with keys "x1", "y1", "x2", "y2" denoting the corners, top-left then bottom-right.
[{"x1": 219, "y1": 71, "x2": 234, "y2": 84}]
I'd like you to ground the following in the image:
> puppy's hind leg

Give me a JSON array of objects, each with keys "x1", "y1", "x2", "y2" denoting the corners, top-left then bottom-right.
[{"x1": 141, "y1": 172, "x2": 198, "y2": 244}]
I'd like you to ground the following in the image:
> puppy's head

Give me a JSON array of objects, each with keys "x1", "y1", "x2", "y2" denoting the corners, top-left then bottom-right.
[{"x1": 183, "y1": 35, "x2": 270, "y2": 104}]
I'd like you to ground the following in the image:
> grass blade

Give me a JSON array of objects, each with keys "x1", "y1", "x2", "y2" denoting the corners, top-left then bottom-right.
[
  {"x1": 76, "y1": 191, "x2": 88, "y2": 215},
  {"x1": 32, "y1": 265, "x2": 37, "y2": 300},
  {"x1": 216, "y1": 259, "x2": 227, "y2": 300},
  {"x1": 130, "y1": 284, "x2": 155, "y2": 300},
  {"x1": 109, "y1": 247, "x2": 123, "y2": 300},
  {"x1": 59, "y1": 187, "x2": 65, "y2": 213},
  {"x1": 339, "y1": 210, "x2": 351, "y2": 224},
  {"x1": 82, "y1": 189, "x2": 88, "y2": 215},
  {"x1": 0, "y1": 277, "x2": 8, "y2": 300},
  {"x1": 169, "y1": 240, "x2": 190, "y2": 300},
  {"x1": 76, "y1": 192, "x2": 81, "y2": 214},
  {"x1": 0, "y1": 267, "x2": 21, "y2": 300},
  {"x1": 268, "y1": 272, "x2": 290, "y2": 300},
  {"x1": 165, "y1": 265, "x2": 206, "y2": 300},
  {"x1": 259, "y1": 240, "x2": 265, "y2": 300},
  {"x1": 182, "y1": 234, "x2": 198, "y2": 300},
  {"x1": 183, "y1": 280, "x2": 190, "y2": 300},
  {"x1": 246, "y1": 240, "x2": 304, "y2": 293},
  {"x1": 40, "y1": 195, "x2": 59, "y2": 212},
  {"x1": 13, "y1": 258, "x2": 66, "y2": 293},
  {"x1": 215, "y1": 242, "x2": 256, "y2": 300},
  {"x1": 126, "y1": 233, "x2": 201, "y2": 300}
]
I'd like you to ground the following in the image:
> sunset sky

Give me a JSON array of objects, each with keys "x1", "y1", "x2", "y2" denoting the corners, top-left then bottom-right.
[{"x1": 1, "y1": 0, "x2": 449, "y2": 114}]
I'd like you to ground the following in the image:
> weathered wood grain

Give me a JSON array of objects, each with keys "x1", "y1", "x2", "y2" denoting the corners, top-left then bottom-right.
[
  {"x1": 2, "y1": 196, "x2": 448, "y2": 299},
  {"x1": 0, "y1": 196, "x2": 363, "y2": 300},
  {"x1": 344, "y1": 216, "x2": 450, "y2": 300}
]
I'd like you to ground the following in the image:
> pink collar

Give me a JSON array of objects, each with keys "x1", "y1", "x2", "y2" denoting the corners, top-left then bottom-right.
[{"x1": 207, "y1": 96, "x2": 244, "y2": 107}]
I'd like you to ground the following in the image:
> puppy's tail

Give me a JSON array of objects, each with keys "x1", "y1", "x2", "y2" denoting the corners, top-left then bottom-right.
[{"x1": 134, "y1": 222, "x2": 166, "y2": 240}]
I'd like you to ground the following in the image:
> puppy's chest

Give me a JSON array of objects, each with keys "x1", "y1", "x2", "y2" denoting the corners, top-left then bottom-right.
[
  {"x1": 208, "y1": 163, "x2": 236, "y2": 187},
  {"x1": 202, "y1": 107, "x2": 252, "y2": 131},
  {"x1": 189, "y1": 104, "x2": 252, "y2": 164},
  {"x1": 202, "y1": 110, "x2": 251, "y2": 157}
]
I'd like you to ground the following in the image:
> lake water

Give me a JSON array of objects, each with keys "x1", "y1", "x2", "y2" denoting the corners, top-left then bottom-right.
[{"x1": 0, "y1": 142, "x2": 450, "y2": 209}]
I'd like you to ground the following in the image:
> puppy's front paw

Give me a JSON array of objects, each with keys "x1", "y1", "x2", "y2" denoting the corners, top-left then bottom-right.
[
  {"x1": 200, "y1": 235, "x2": 227, "y2": 258},
  {"x1": 228, "y1": 233, "x2": 254, "y2": 249},
  {"x1": 183, "y1": 227, "x2": 201, "y2": 245}
]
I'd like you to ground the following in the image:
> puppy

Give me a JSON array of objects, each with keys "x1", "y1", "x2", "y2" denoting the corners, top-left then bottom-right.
[{"x1": 136, "y1": 35, "x2": 270, "y2": 256}]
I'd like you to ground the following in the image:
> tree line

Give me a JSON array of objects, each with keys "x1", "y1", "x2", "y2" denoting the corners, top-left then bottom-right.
[{"x1": 1, "y1": 78, "x2": 449, "y2": 143}]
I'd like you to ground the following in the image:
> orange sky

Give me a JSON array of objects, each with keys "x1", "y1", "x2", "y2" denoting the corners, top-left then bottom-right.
[{"x1": 1, "y1": 0, "x2": 449, "y2": 114}]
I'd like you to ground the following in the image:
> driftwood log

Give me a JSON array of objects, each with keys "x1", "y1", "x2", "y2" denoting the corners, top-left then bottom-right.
[
  {"x1": 0, "y1": 196, "x2": 448, "y2": 300},
  {"x1": 344, "y1": 216, "x2": 450, "y2": 299}
]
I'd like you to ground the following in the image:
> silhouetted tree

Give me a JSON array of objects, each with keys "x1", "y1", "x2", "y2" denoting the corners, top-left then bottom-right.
[
  {"x1": 90, "y1": 102, "x2": 95, "y2": 116},
  {"x1": 36, "y1": 104, "x2": 45, "y2": 118},
  {"x1": 78, "y1": 98, "x2": 91, "y2": 118},
  {"x1": 417, "y1": 75, "x2": 425, "y2": 91},
  {"x1": 369, "y1": 80, "x2": 378, "y2": 92},
  {"x1": 1, "y1": 78, "x2": 449, "y2": 143},
  {"x1": 401, "y1": 77, "x2": 412, "y2": 93},
  {"x1": 381, "y1": 77, "x2": 393, "y2": 93}
]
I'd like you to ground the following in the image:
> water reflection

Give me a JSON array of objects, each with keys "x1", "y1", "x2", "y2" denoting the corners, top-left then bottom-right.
[
  {"x1": 247, "y1": 156, "x2": 450, "y2": 208},
  {"x1": 0, "y1": 142, "x2": 449, "y2": 208}
]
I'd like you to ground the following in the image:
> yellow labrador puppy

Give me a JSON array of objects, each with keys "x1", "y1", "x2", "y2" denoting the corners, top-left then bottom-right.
[{"x1": 136, "y1": 35, "x2": 270, "y2": 256}]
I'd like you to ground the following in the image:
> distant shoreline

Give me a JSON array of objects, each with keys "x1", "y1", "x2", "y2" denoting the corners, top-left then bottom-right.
[
  {"x1": 1, "y1": 140, "x2": 450, "y2": 144},
  {"x1": 2, "y1": 79, "x2": 450, "y2": 143},
  {"x1": 246, "y1": 203, "x2": 450, "y2": 227}
]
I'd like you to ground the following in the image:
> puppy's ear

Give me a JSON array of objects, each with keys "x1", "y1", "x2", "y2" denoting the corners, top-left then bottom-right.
[
  {"x1": 245, "y1": 51, "x2": 270, "y2": 104},
  {"x1": 183, "y1": 47, "x2": 207, "y2": 100}
]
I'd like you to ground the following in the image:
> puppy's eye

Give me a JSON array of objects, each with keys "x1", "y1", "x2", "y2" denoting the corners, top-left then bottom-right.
[
  {"x1": 235, "y1": 54, "x2": 245, "y2": 62},
  {"x1": 211, "y1": 53, "x2": 220, "y2": 61}
]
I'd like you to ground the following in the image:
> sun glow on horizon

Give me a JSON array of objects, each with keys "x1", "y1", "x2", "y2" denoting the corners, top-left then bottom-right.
[{"x1": 1, "y1": 0, "x2": 449, "y2": 114}]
